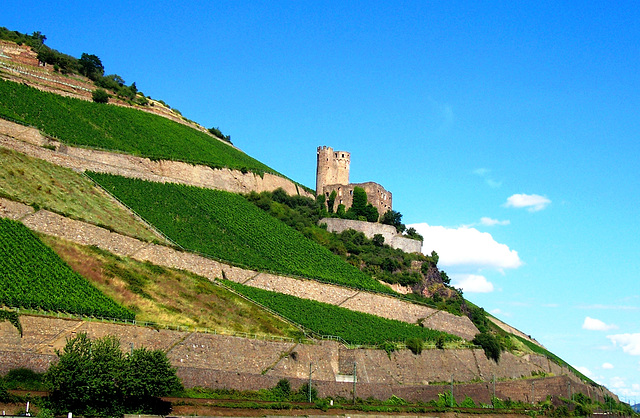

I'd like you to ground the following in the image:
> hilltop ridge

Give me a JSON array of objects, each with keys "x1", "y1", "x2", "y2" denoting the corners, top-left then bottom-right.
[{"x1": 0, "y1": 32, "x2": 626, "y2": 411}]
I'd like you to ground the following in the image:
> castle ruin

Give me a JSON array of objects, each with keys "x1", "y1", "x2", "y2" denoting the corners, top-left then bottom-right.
[{"x1": 316, "y1": 146, "x2": 392, "y2": 216}]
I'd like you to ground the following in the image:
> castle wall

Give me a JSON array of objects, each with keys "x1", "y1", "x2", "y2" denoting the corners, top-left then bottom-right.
[
  {"x1": 0, "y1": 316, "x2": 616, "y2": 404},
  {"x1": 323, "y1": 182, "x2": 392, "y2": 219},
  {"x1": 320, "y1": 217, "x2": 421, "y2": 254}
]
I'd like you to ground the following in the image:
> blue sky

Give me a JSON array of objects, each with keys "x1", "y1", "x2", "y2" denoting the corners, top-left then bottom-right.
[{"x1": 4, "y1": 1, "x2": 640, "y2": 402}]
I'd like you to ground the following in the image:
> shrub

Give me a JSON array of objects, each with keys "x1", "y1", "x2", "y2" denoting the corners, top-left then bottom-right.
[
  {"x1": 406, "y1": 338, "x2": 424, "y2": 355},
  {"x1": 472, "y1": 332, "x2": 502, "y2": 362},
  {"x1": 92, "y1": 88, "x2": 109, "y2": 103}
]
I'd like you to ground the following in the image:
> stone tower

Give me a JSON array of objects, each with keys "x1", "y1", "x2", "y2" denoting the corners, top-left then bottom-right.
[{"x1": 316, "y1": 146, "x2": 350, "y2": 195}]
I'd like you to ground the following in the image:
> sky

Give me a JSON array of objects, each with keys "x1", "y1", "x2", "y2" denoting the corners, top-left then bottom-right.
[{"x1": 4, "y1": 0, "x2": 639, "y2": 403}]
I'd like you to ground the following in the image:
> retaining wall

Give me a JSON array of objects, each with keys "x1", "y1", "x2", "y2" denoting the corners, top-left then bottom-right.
[
  {"x1": 0, "y1": 119, "x2": 312, "y2": 198},
  {"x1": 320, "y1": 218, "x2": 422, "y2": 254},
  {"x1": 0, "y1": 316, "x2": 614, "y2": 403},
  {"x1": 0, "y1": 197, "x2": 478, "y2": 340}
]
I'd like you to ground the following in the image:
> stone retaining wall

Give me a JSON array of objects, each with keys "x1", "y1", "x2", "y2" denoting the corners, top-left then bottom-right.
[
  {"x1": 0, "y1": 197, "x2": 478, "y2": 340},
  {"x1": 0, "y1": 119, "x2": 312, "y2": 198},
  {"x1": 0, "y1": 316, "x2": 615, "y2": 403},
  {"x1": 321, "y1": 218, "x2": 422, "y2": 254}
]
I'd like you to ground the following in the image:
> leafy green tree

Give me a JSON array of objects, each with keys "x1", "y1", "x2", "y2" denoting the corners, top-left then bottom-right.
[
  {"x1": 79, "y1": 53, "x2": 104, "y2": 80},
  {"x1": 123, "y1": 347, "x2": 182, "y2": 399},
  {"x1": 372, "y1": 234, "x2": 385, "y2": 247},
  {"x1": 472, "y1": 332, "x2": 502, "y2": 362},
  {"x1": 327, "y1": 190, "x2": 337, "y2": 213},
  {"x1": 46, "y1": 333, "x2": 181, "y2": 416},
  {"x1": 381, "y1": 210, "x2": 405, "y2": 233},
  {"x1": 406, "y1": 338, "x2": 423, "y2": 355},
  {"x1": 346, "y1": 187, "x2": 379, "y2": 222},
  {"x1": 92, "y1": 88, "x2": 109, "y2": 103}
]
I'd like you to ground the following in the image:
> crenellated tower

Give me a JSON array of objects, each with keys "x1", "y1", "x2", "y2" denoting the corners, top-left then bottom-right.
[{"x1": 316, "y1": 146, "x2": 350, "y2": 195}]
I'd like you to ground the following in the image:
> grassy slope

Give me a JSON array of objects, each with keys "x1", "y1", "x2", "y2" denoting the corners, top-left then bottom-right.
[
  {"x1": 0, "y1": 146, "x2": 161, "y2": 242},
  {"x1": 38, "y1": 234, "x2": 303, "y2": 339},
  {"x1": 0, "y1": 79, "x2": 279, "y2": 176}
]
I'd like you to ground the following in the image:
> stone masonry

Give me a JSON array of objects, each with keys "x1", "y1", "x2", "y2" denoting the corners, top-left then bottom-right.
[
  {"x1": 0, "y1": 316, "x2": 617, "y2": 404},
  {"x1": 0, "y1": 119, "x2": 313, "y2": 198},
  {"x1": 320, "y1": 217, "x2": 422, "y2": 253},
  {"x1": 0, "y1": 197, "x2": 478, "y2": 341}
]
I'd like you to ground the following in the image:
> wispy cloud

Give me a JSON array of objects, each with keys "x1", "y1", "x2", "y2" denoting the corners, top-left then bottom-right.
[
  {"x1": 602, "y1": 362, "x2": 614, "y2": 369},
  {"x1": 408, "y1": 223, "x2": 522, "y2": 271},
  {"x1": 452, "y1": 274, "x2": 494, "y2": 293},
  {"x1": 480, "y1": 217, "x2": 510, "y2": 226},
  {"x1": 504, "y1": 193, "x2": 551, "y2": 212},
  {"x1": 473, "y1": 168, "x2": 502, "y2": 188},
  {"x1": 583, "y1": 316, "x2": 618, "y2": 331},
  {"x1": 607, "y1": 333, "x2": 640, "y2": 356},
  {"x1": 579, "y1": 304, "x2": 640, "y2": 311}
]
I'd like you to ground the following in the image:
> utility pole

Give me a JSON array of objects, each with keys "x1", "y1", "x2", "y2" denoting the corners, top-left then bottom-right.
[
  {"x1": 308, "y1": 362, "x2": 315, "y2": 403},
  {"x1": 531, "y1": 381, "x2": 535, "y2": 404},
  {"x1": 352, "y1": 362, "x2": 357, "y2": 404},
  {"x1": 450, "y1": 374, "x2": 454, "y2": 407}
]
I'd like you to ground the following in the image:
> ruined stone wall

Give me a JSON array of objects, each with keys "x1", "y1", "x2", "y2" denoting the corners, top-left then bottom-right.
[
  {"x1": 322, "y1": 182, "x2": 393, "y2": 219},
  {"x1": 0, "y1": 198, "x2": 476, "y2": 340},
  {"x1": 0, "y1": 316, "x2": 615, "y2": 403},
  {"x1": 0, "y1": 119, "x2": 312, "y2": 198},
  {"x1": 320, "y1": 217, "x2": 422, "y2": 254}
]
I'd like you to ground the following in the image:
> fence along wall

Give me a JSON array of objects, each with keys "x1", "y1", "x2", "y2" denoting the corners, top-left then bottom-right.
[{"x1": 0, "y1": 316, "x2": 615, "y2": 404}]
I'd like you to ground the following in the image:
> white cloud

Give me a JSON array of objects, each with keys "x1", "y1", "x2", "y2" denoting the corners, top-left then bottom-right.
[
  {"x1": 610, "y1": 376, "x2": 626, "y2": 389},
  {"x1": 480, "y1": 217, "x2": 510, "y2": 226},
  {"x1": 582, "y1": 316, "x2": 618, "y2": 331},
  {"x1": 577, "y1": 366, "x2": 593, "y2": 378},
  {"x1": 452, "y1": 274, "x2": 494, "y2": 293},
  {"x1": 607, "y1": 333, "x2": 640, "y2": 355},
  {"x1": 473, "y1": 168, "x2": 502, "y2": 188},
  {"x1": 504, "y1": 194, "x2": 551, "y2": 212},
  {"x1": 409, "y1": 223, "x2": 522, "y2": 270},
  {"x1": 602, "y1": 362, "x2": 614, "y2": 369}
]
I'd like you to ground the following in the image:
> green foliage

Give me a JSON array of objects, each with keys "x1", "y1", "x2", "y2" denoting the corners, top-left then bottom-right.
[
  {"x1": 224, "y1": 280, "x2": 459, "y2": 346},
  {"x1": 88, "y1": 173, "x2": 392, "y2": 293},
  {"x1": 46, "y1": 333, "x2": 181, "y2": 416},
  {"x1": 460, "y1": 395, "x2": 476, "y2": 408},
  {"x1": 78, "y1": 53, "x2": 104, "y2": 80},
  {"x1": 472, "y1": 332, "x2": 502, "y2": 362},
  {"x1": 435, "y1": 391, "x2": 457, "y2": 408},
  {"x1": 0, "y1": 79, "x2": 281, "y2": 176},
  {"x1": 381, "y1": 210, "x2": 405, "y2": 233},
  {"x1": 0, "y1": 218, "x2": 134, "y2": 319},
  {"x1": 513, "y1": 335, "x2": 597, "y2": 385},
  {"x1": 346, "y1": 187, "x2": 378, "y2": 222},
  {"x1": 92, "y1": 88, "x2": 109, "y2": 103},
  {"x1": 0, "y1": 310, "x2": 22, "y2": 336},
  {"x1": 404, "y1": 227, "x2": 423, "y2": 241},
  {"x1": 405, "y1": 338, "x2": 424, "y2": 355},
  {"x1": 208, "y1": 126, "x2": 232, "y2": 143},
  {"x1": 3, "y1": 368, "x2": 45, "y2": 391},
  {"x1": 327, "y1": 190, "x2": 337, "y2": 213}
]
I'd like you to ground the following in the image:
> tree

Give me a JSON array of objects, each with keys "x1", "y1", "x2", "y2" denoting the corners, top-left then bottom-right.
[
  {"x1": 372, "y1": 234, "x2": 385, "y2": 247},
  {"x1": 123, "y1": 347, "x2": 182, "y2": 399},
  {"x1": 327, "y1": 190, "x2": 337, "y2": 213},
  {"x1": 92, "y1": 88, "x2": 110, "y2": 103},
  {"x1": 78, "y1": 53, "x2": 104, "y2": 80},
  {"x1": 381, "y1": 210, "x2": 405, "y2": 233},
  {"x1": 45, "y1": 333, "x2": 182, "y2": 416},
  {"x1": 346, "y1": 187, "x2": 379, "y2": 222},
  {"x1": 472, "y1": 332, "x2": 502, "y2": 362}
]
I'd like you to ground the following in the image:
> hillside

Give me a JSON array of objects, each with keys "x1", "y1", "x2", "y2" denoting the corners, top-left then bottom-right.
[{"x1": 0, "y1": 33, "x2": 625, "y2": 411}]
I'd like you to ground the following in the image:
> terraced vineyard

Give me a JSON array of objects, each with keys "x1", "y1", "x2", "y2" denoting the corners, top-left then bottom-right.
[
  {"x1": 87, "y1": 172, "x2": 393, "y2": 294},
  {"x1": 0, "y1": 79, "x2": 278, "y2": 175},
  {"x1": 224, "y1": 280, "x2": 459, "y2": 345},
  {"x1": 0, "y1": 218, "x2": 134, "y2": 319}
]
